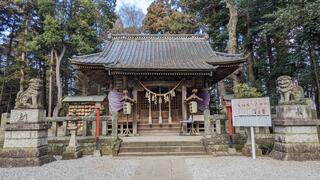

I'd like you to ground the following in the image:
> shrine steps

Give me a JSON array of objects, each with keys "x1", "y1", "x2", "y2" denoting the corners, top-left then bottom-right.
[
  {"x1": 118, "y1": 139, "x2": 208, "y2": 156},
  {"x1": 137, "y1": 122, "x2": 181, "y2": 135}
]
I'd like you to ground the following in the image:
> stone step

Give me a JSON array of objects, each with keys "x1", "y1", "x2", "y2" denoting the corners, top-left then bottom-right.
[
  {"x1": 118, "y1": 151, "x2": 207, "y2": 156},
  {"x1": 138, "y1": 122, "x2": 180, "y2": 126},
  {"x1": 119, "y1": 146, "x2": 205, "y2": 153},
  {"x1": 138, "y1": 128, "x2": 180, "y2": 132},
  {"x1": 140, "y1": 119, "x2": 179, "y2": 124},
  {"x1": 138, "y1": 132, "x2": 180, "y2": 136},
  {"x1": 121, "y1": 141, "x2": 203, "y2": 147}
]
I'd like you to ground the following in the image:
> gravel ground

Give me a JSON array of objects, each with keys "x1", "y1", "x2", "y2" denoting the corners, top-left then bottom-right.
[
  {"x1": 0, "y1": 156, "x2": 139, "y2": 180},
  {"x1": 1, "y1": 156, "x2": 320, "y2": 180},
  {"x1": 186, "y1": 156, "x2": 320, "y2": 180}
]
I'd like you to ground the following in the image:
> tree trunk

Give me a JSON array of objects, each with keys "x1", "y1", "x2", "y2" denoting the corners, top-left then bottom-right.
[
  {"x1": 52, "y1": 46, "x2": 66, "y2": 117},
  {"x1": 48, "y1": 49, "x2": 54, "y2": 117},
  {"x1": 246, "y1": 11, "x2": 255, "y2": 84},
  {"x1": 225, "y1": 0, "x2": 240, "y2": 90},
  {"x1": 310, "y1": 48, "x2": 320, "y2": 116},
  {"x1": 17, "y1": 18, "x2": 29, "y2": 98}
]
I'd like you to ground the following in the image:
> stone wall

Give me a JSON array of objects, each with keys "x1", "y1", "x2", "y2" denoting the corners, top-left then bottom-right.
[
  {"x1": 48, "y1": 137, "x2": 113, "y2": 155},
  {"x1": 202, "y1": 133, "x2": 274, "y2": 154}
]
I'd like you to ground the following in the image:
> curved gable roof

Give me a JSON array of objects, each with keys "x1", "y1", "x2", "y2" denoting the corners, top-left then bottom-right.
[{"x1": 71, "y1": 34, "x2": 246, "y2": 73}]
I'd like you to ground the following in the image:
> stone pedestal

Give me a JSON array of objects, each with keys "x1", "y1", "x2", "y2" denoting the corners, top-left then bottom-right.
[
  {"x1": 62, "y1": 124, "x2": 82, "y2": 160},
  {"x1": 0, "y1": 109, "x2": 53, "y2": 167},
  {"x1": 270, "y1": 105, "x2": 320, "y2": 161}
]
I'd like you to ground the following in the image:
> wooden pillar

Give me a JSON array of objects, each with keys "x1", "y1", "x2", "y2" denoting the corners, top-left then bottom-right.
[
  {"x1": 82, "y1": 120, "x2": 87, "y2": 136},
  {"x1": 182, "y1": 85, "x2": 187, "y2": 120},
  {"x1": 63, "y1": 121, "x2": 67, "y2": 136},
  {"x1": 204, "y1": 109, "x2": 210, "y2": 135},
  {"x1": 133, "y1": 89, "x2": 138, "y2": 135},
  {"x1": 181, "y1": 85, "x2": 187, "y2": 133},
  {"x1": 95, "y1": 105, "x2": 101, "y2": 137},
  {"x1": 148, "y1": 101, "x2": 152, "y2": 125},
  {"x1": 168, "y1": 98, "x2": 172, "y2": 124},
  {"x1": 92, "y1": 120, "x2": 96, "y2": 136},
  {"x1": 159, "y1": 100, "x2": 162, "y2": 125}
]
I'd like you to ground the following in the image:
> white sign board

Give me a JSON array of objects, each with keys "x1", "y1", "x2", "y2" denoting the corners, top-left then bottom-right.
[{"x1": 231, "y1": 97, "x2": 271, "y2": 127}]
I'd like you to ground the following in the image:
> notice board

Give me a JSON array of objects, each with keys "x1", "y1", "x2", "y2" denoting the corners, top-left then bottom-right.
[{"x1": 231, "y1": 97, "x2": 271, "y2": 127}]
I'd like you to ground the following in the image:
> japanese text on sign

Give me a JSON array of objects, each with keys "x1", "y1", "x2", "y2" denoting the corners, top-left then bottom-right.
[{"x1": 231, "y1": 97, "x2": 272, "y2": 127}]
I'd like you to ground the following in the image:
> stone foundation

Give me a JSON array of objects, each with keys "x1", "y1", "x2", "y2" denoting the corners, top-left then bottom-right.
[
  {"x1": 0, "y1": 147, "x2": 53, "y2": 167},
  {"x1": 202, "y1": 134, "x2": 233, "y2": 156},
  {"x1": 48, "y1": 137, "x2": 113, "y2": 155},
  {"x1": 271, "y1": 104, "x2": 320, "y2": 161},
  {"x1": 0, "y1": 109, "x2": 54, "y2": 167}
]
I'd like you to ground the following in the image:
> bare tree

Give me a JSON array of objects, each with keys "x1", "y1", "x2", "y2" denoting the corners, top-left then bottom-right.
[{"x1": 118, "y1": 4, "x2": 145, "y2": 33}]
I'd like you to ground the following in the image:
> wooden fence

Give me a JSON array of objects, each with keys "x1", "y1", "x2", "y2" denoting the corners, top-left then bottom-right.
[{"x1": 45, "y1": 116, "x2": 112, "y2": 137}]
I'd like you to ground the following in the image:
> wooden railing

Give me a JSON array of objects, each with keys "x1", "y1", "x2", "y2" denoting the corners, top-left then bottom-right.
[{"x1": 45, "y1": 116, "x2": 112, "y2": 137}]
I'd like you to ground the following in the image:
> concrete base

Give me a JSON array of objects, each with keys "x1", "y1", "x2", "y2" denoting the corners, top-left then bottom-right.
[
  {"x1": 242, "y1": 143, "x2": 262, "y2": 156},
  {"x1": 270, "y1": 142, "x2": 320, "y2": 161},
  {"x1": 271, "y1": 104, "x2": 320, "y2": 161},
  {"x1": 0, "y1": 147, "x2": 54, "y2": 167}
]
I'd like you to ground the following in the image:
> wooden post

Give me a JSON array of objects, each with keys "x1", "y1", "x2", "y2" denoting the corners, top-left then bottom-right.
[
  {"x1": 226, "y1": 104, "x2": 233, "y2": 147},
  {"x1": 102, "y1": 120, "x2": 107, "y2": 136},
  {"x1": 181, "y1": 85, "x2": 187, "y2": 133},
  {"x1": 95, "y1": 106, "x2": 100, "y2": 137},
  {"x1": 168, "y1": 97, "x2": 172, "y2": 124},
  {"x1": 148, "y1": 101, "x2": 152, "y2": 125},
  {"x1": 63, "y1": 121, "x2": 67, "y2": 136},
  {"x1": 92, "y1": 121, "x2": 96, "y2": 136},
  {"x1": 133, "y1": 89, "x2": 138, "y2": 134},
  {"x1": 82, "y1": 120, "x2": 87, "y2": 136},
  {"x1": 159, "y1": 99, "x2": 162, "y2": 125},
  {"x1": 204, "y1": 109, "x2": 210, "y2": 135},
  {"x1": 182, "y1": 85, "x2": 187, "y2": 120},
  {"x1": 112, "y1": 112, "x2": 119, "y2": 139}
]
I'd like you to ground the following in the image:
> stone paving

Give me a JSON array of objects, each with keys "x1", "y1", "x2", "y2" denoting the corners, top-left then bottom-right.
[{"x1": 1, "y1": 155, "x2": 320, "y2": 180}]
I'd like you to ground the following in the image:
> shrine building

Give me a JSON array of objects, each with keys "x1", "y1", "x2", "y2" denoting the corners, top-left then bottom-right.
[{"x1": 71, "y1": 34, "x2": 246, "y2": 136}]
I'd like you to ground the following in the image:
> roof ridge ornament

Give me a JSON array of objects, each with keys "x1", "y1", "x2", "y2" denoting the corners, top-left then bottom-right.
[{"x1": 109, "y1": 34, "x2": 208, "y2": 41}]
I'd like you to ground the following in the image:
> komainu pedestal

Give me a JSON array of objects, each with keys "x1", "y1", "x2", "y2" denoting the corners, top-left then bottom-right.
[
  {"x1": 270, "y1": 104, "x2": 320, "y2": 161},
  {"x1": 270, "y1": 76, "x2": 320, "y2": 161},
  {"x1": 0, "y1": 109, "x2": 53, "y2": 167}
]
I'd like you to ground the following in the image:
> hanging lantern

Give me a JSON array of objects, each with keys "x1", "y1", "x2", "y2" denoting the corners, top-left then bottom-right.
[{"x1": 189, "y1": 101, "x2": 198, "y2": 114}]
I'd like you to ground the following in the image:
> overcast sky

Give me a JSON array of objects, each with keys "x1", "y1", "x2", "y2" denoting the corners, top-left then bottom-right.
[{"x1": 116, "y1": 0, "x2": 153, "y2": 14}]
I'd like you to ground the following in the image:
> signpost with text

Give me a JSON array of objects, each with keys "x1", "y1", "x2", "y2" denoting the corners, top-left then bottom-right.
[{"x1": 231, "y1": 97, "x2": 272, "y2": 159}]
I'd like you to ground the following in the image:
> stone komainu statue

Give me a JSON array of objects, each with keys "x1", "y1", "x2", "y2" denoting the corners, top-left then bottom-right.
[
  {"x1": 276, "y1": 75, "x2": 304, "y2": 104},
  {"x1": 15, "y1": 78, "x2": 43, "y2": 109}
]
